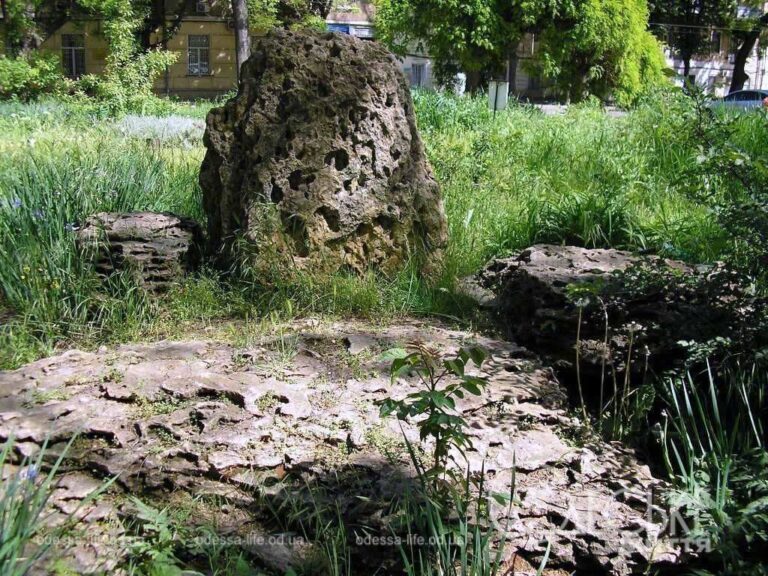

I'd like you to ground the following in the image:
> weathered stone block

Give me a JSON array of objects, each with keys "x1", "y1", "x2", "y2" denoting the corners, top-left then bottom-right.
[
  {"x1": 200, "y1": 29, "x2": 448, "y2": 276},
  {"x1": 77, "y1": 212, "x2": 203, "y2": 291}
]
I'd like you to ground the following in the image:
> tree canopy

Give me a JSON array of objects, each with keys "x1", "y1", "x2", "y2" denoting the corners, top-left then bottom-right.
[
  {"x1": 374, "y1": 0, "x2": 667, "y2": 104},
  {"x1": 649, "y1": 0, "x2": 736, "y2": 78}
]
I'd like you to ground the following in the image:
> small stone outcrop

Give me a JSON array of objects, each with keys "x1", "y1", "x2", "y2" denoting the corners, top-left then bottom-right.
[
  {"x1": 77, "y1": 212, "x2": 203, "y2": 291},
  {"x1": 200, "y1": 29, "x2": 448, "y2": 275},
  {"x1": 470, "y1": 244, "x2": 748, "y2": 379}
]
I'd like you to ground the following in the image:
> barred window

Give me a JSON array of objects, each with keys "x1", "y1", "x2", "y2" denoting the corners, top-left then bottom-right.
[
  {"x1": 411, "y1": 63, "x2": 426, "y2": 87},
  {"x1": 61, "y1": 34, "x2": 85, "y2": 79},
  {"x1": 188, "y1": 35, "x2": 210, "y2": 76}
]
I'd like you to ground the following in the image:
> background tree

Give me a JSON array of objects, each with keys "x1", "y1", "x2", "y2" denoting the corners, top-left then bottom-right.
[
  {"x1": 535, "y1": 0, "x2": 667, "y2": 104},
  {"x1": 77, "y1": 0, "x2": 176, "y2": 110},
  {"x1": 649, "y1": 0, "x2": 736, "y2": 80},
  {"x1": 374, "y1": 0, "x2": 666, "y2": 102},
  {"x1": 728, "y1": 2, "x2": 768, "y2": 92},
  {"x1": 232, "y1": 0, "x2": 250, "y2": 80},
  {"x1": 1, "y1": 0, "x2": 76, "y2": 55},
  {"x1": 247, "y1": 0, "x2": 334, "y2": 31}
]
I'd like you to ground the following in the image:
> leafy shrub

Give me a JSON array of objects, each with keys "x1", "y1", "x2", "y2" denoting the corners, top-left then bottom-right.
[
  {"x1": 0, "y1": 54, "x2": 66, "y2": 100},
  {"x1": 681, "y1": 92, "x2": 768, "y2": 284}
]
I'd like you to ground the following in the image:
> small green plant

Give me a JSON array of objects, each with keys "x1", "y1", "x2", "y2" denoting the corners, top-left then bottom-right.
[
  {"x1": 377, "y1": 344, "x2": 521, "y2": 576},
  {"x1": 378, "y1": 343, "x2": 489, "y2": 487},
  {"x1": 22, "y1": 387, "x2": 71, "y2": 407},
  {"x1": 0, "y1": 435, "x2": 114, "y2": 576},
  {"x1": 123, "y1": 497, "x2": 183, "y2": 575}
]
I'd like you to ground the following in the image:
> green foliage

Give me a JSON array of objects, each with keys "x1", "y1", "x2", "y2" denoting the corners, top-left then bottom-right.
[
  {"x1": 379, "y1": 344, "x2": 488, "y2": 486},
  {"x1": 680, "y1": 90, "x2": 768, "y2": 285},
  {"x1": 375, "y1": 0, "x2": 532, "y2": 81},
  {"x1": 378, "y1": 344, "x2": 518, "y2": 576},
  {"x1": 534, "y1": 0, "x2": 667, "y2": 105},
  {"x1": 649, "y1": 0, "x2": 736, "y2": 71},
  {"x1": 124, "y1": 498, "x2": 184, "y2": 575},
  {"x1": 396, "y1": 466, "x2": 514, "y2": 576},
  {"x1": 247, "y1": 0, "x2": 332, "y2": 31},
  {"x1": 0, "y1": 435, "x2": 114, "y2": 576},
  {"x1": 660, "y1": 365, "x2": 768, "y2": 573},
  {"x1": 74, "y1": 0, "x2": 177, "y2": 113},
  {"x1": 0, "y1": 53, "x2": 66, "y2": 100},
  {"x1": 375, "y1": 0, "x2": 667, "y2": 102}
]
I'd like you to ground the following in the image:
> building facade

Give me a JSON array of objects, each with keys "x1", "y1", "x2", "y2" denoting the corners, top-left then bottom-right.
[{"x1": 11, "y1": 1, "x2": 768, "y2": 99}]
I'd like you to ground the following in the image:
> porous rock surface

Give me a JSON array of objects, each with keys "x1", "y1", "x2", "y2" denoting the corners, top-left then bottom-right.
[
  {"x1": 468, "y1": 244, "x2": 732, "y2": 378},
  {"x1": 200, "y1": 29, "x2": 448, "y2": 274},
  {"x1": 0, "y1": 319, "x2": 679, "y2": 575},
  {"x1": 77, "y1": 212, "x2": 203, "y2": 291}
]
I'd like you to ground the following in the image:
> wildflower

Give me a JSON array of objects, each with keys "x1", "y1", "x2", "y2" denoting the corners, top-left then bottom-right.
[
  {"x1": 625, "y1": 321, "x2": 645, "y2": 334},
  {"x1": 33, "y1": 210, "x2": 44, "y2": 219},
  {"x1": 19, "y1": 466, "x2": 38, "y2": 482},
  {"x1": 11, "y1": 198, "x2": 22, "y2": 209}
]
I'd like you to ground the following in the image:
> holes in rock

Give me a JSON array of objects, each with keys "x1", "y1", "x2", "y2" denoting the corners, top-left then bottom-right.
[
  {"x1": 282, "y1": 214, "x2": 310, "y2": 258},
  {"x1": 382, "y1": 165, "x2": 391, "y2": 177},
  {"x1": 282, "y1": 77, "x2": 294, "y2": 91},
  {"x1": 385, "y1": 92, "x2": 395, "y2": 107},
  {"x1": 358, "y1": 173, "x2": 368, "y2": 187},
  {"x1": 318, "y1": 81, "x2": 331, "y2": 97},
  {"x1": 375, "y1": 214, "x2": 394, "y2": 230},
  {"x1": 330, "y1": 43, "x2": 342, "y2": 58},
  {"x1": 316, "y1": 206, "x2": 341, "y2": 233},
  {"x1": 270, "y1": 180, "x2": 284, "y2": 203},
  {"x1": 324, "y1": 149, "x2": 350, "y2": 171},
  {"x1": 288, "y1": 170, "x2": 304, "y2": 191},
  {"x1": 343, "y1": 179, "x2": 353, "y2": 192},
  {"x1": 391, "y1": 148, "x2": 402, "y2": 161}
]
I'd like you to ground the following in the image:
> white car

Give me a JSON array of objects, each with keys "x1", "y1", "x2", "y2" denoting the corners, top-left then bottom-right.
[{"x1": 715, "y1": 89, "x2": 768, "y2": 110}]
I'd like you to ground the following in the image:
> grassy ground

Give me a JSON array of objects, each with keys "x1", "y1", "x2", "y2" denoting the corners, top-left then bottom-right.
[
  {"x1": 1, "y1": 90, "x2": 766, "y2": 368},
  {"x1": 2, "y1": 90, "x2": 767, "y2": 575}
]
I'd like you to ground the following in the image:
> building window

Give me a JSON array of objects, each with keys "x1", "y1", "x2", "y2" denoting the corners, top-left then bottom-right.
[
  {"x1": 711, "y1": 30, "x2": 723, "y2": 54},
  {"x1": 411, "y1": 63, "x2": 426, "y2": 87},
  {"x1": 61, "y1": 34, "x2": 85, "y2": 79},
  {"x1": 188, "y1": 35, "x2": 210, "y2": 76}
]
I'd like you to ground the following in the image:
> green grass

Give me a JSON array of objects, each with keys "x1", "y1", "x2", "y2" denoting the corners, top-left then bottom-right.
[
  {"x1": 1, "y1": 89, "x2": 767, "y2": 368},
  {"x1": 660, "y1": 364, "x2": 768, "y2": 574}
]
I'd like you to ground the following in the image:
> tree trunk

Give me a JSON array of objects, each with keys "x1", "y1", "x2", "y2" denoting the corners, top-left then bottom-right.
[
  {"x1": 507, "y1": 48, "x2": 518, "y2": 96},
  {"x1": 232, "y1": 0, "x2": 250, "y2": 82},
  {"x1": 18, "y1": 2, "x2": 42, "y2": 56},
  {"x1": 729, "y1": 13, "x2": 768, "y2": 93},
  {"x1": 1, "y1": 0, "x2": 9, "y2": 54},
  {"x1": 730, "y1": 32, "x2": 758, "y2": 92},
  {"x1": 682, "y1": 55, "x2": 691, "y2": 82},
  {"x1": 465, "y1": 70, "x2": 483, "y2": 94}
]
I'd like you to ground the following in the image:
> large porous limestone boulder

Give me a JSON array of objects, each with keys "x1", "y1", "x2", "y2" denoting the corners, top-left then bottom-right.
[
  {"x1": 200, "y1": 29, "x2": 448, "y2": 275},
  {"x1": 470, "y1": 245, "x2": 751, "y2": 381},
  {"x1": 77, "y1": 212, "x2": 203, "y2": 291}
]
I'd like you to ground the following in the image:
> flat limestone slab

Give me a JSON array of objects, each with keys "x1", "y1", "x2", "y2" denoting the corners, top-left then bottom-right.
[{"x1": 0, "y1": 319, "x2": 678, "y2": 575}]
